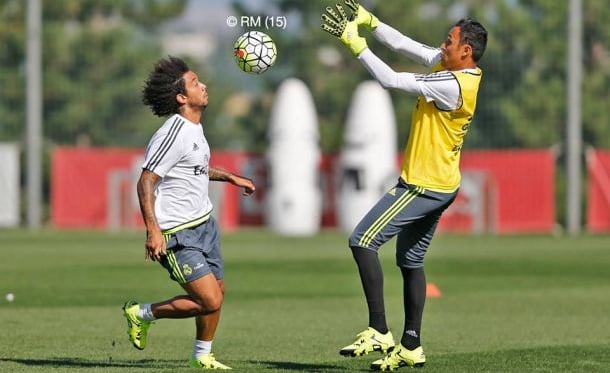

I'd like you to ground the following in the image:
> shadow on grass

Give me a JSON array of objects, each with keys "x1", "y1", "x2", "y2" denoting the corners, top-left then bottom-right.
[
  {"x1": 246, "y1": 360, "x2": 363, "y2": 372},
  {"x1": 2, "y1": 358, "x2": 362, "y2": 372},
  {"x1": 0, "y1": 357, "x2": 185, "y2": 369}
]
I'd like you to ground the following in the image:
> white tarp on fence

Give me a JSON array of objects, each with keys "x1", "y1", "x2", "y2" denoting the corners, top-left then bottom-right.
[{"x1": 0, "y1": 143, "x2": 19, "y2": 227}]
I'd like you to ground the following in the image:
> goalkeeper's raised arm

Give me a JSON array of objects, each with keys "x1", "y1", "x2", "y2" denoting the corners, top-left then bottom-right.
[
  {"x1": 343, "y1": 0, "x2": 440, "y2": 67},
  {"x1": 356, "y1": 49, "x2": 460, "y2": 111},
  {"x1": 320, "y1": 3, "x2": 457, "y2": 109},
  {"x1": 372, "y1": 23, "x2": 441, "y2": 67}
]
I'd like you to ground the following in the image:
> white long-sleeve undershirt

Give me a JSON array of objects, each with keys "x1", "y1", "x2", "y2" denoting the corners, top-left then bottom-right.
[
  {"x1": 372, "y1": 22, "x2": 442, "y2": 67},
  {"x1": 355, "y1": 21, "x2": 464, "y2": 110},
  {"x1": 358, "y1": 48, "x2": 461, "y2": 111}
]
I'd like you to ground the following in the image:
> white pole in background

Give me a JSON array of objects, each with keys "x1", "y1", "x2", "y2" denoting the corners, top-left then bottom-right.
[
  {"x1": 26, "y1": 0, "x2": 42, "y2": 228},
  {"x1": 25, "y1": 0, "x2": 42, "y2": 228},
  {"x1": 566, "y1": 0, "x2": 582, "y2": 234}
]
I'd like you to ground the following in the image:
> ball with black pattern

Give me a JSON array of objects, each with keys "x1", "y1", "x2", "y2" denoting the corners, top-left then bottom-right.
[{"x1": 233, "y1": 31, "x2": 277, "y2": 74}]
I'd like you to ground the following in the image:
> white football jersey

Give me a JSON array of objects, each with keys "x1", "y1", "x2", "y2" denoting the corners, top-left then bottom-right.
[{"x1": 142, "y1": 114, "x2": 212, "y2": 231}]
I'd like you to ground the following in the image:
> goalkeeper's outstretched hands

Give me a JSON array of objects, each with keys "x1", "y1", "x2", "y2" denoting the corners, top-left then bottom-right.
[
  {"x1": 321, "y1": 4, "x2": 367, "y2": 56},
  {"x1": 344, "y1": 0, "x2": 379, "y2": 31}
]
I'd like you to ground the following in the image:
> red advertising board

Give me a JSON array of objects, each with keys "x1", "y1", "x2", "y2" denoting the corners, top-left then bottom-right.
[
  {"x1": 51, "y1": 147, "x2": 144, "y2": 228},
  {"x1": 440, "y1": 150, "x2": 556, "y2": 233},
  {"x1": 587, "y1": 150, "x2": 610, "y2": 232},
  {"x1": 51, "y1": 147, "x2": 556, "y2": 233}
]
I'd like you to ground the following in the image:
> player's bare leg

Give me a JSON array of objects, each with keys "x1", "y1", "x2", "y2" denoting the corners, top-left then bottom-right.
[
  {"x1": 192, "y1": 279, "x2": 224, "y2": 341},
  {"x1": 148, "y1": 274, "x2": 230, "y2": 369},
  {"x1": 148, "y1": 273, "x2": 223, "y2": 318},
  {"x1": 180, "y1": 275, "x2": 230, "y2": 369}
]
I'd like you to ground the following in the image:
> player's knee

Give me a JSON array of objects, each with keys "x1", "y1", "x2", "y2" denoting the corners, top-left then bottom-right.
[
  {"x1": 206, "y1": 297, "x2": 223, "y2": 313},
  {"x1": 402, "y1": 260, "x2": 424, "y2": 269},
  {"x1": 348, "y1": 233, "x2": 366, "y2": 250},
  {"x1": 191, "y1": 292, "x2": 223, "y2": 315},
  {"x1": 349, "y1": 236, "x2": 378, "y2": 252},
  {"x1": 398, "y1": 249, "x2": 426, "y2": 268},
  {"x1": 348, "y1": 234, "x2": 358, "y2": 250},
  {"x1": 200, "y1": 296, "x2": 223, "y2": 314}
]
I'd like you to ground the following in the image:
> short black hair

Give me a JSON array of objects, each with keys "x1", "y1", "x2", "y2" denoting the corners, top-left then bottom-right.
[
  {"x1": 142, "y1": 56, "x2": 190, "y2": 117},
  {"x1": 455, "y1": 18, "x2": 487, "y2": 62}
]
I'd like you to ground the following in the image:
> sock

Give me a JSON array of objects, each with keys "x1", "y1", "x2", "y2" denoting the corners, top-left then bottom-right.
[
  {"x1": 137, "y1": 303, "x2": 156, "y2": 321},
  {"x1": 400, "y1": 267, "x2": 426, "y2": 349},
  {"x1": 351, "y1": 246, "x2": 388, "y2": 334},
  {"x1": 402, "y1": 330, "x2": 421, "y2": 350},
  {"x1": 192, "y1": 339, "x2": 213, "y2": 360}
]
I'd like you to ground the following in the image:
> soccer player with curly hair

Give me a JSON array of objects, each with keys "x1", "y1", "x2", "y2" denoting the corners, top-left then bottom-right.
[{"x1": 122, "y1": 56, "x2": 255, "y2": 370}]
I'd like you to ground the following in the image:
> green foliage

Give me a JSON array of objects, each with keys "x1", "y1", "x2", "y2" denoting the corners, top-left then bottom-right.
[
  {"x1": 0, "y1": 0, "x2": 186, "y2": 145},
  {"x1": 582, "y1": 0, "x2": 610, "y2": 148}
]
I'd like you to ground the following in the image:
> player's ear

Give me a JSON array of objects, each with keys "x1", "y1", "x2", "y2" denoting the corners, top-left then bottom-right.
[
  {"x1": 176, "y1": 93, "x2": 187, "y2": 104},
  {"x1": 462, "y1": 43, "x2": 473, "y2": 59}
]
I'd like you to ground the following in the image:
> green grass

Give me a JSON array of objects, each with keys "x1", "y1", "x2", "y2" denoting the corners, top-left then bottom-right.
[{"x1": 1, "y1": 229, "x2": 610, "y2": 372}]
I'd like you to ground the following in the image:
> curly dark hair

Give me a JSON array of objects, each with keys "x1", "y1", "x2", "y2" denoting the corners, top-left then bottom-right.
[
  {"x1": 455, "y1": 18, "x2": 488, "y2": 62},
  {"x1": 142, "y1": 56, "x2": 190, "y2": 117}
]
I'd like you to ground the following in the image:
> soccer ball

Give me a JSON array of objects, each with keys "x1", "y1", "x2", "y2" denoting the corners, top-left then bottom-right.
[{"x1": 233, "y1": 31, "x2": 277, "y2": 74}]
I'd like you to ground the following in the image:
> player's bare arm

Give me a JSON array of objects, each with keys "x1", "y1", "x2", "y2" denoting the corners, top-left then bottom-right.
[
  {"x1": 209, "y1": 166, "x2": 256, "y2": 196},
  {"x1": 136, "y1": 169, "x2": 166, "y2": 261}
]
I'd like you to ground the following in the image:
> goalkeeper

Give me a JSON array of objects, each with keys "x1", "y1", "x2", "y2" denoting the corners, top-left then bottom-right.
[{"x1": 322, "y1": 2, "x2": 487, "y2": 371}]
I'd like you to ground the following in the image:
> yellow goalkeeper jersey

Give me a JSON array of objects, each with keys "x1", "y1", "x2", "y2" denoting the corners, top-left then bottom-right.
[{"x1": 400, "y1": 64, "x2": 482, "y2": 192}]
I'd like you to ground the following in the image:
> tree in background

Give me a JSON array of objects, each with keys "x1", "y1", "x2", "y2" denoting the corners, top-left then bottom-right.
[
  {"x1": 582, "y1": 0, "x2": 610, "y2": 148},
  {"x1": 0, "y1": 0, "x2": 186, "y2": 146}
]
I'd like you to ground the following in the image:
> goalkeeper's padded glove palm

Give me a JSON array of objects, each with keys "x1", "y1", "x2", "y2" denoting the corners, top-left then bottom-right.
[
  {"x1": 344, "y1": 0, "x2": 380, "y2": 30},
  {"x1": 321, "y1": 4, "x2": 368, "y2": 57}
]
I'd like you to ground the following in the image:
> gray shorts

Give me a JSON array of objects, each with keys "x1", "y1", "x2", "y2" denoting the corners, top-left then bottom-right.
[
  {"x1": 160, "y1": 217, "x2": 224, "y2": 284},
  {"x1": 349, "y1": 178, "x2": 457, "y2": 268}
]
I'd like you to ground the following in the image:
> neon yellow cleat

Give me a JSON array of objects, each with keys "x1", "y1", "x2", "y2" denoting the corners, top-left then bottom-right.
[
  {"x1": 189, "y1": 354, "x2": 232, "y2": 370},
  {"x1": 370, "y1": 344, "x2": 425, "y2": 371},
  {"x1": 339, "y1": 327, "x2": 395, "y2": 357},
  {"x1": 122, "y1": 300, "x2": 151, "y2": 350}
]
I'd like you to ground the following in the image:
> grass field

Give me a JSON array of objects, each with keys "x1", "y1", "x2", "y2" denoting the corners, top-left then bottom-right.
[{"x1": 1, "y1": 229, "x2": 610, "y2": 372}]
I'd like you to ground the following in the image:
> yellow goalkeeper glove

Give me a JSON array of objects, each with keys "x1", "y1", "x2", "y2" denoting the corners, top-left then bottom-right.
[
  {"x1": 344, "y1": 0, "x2": 380, "y2": 31},
  {"x1": 321, "y1": 4, "x2": 368, "y2": 57}
]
